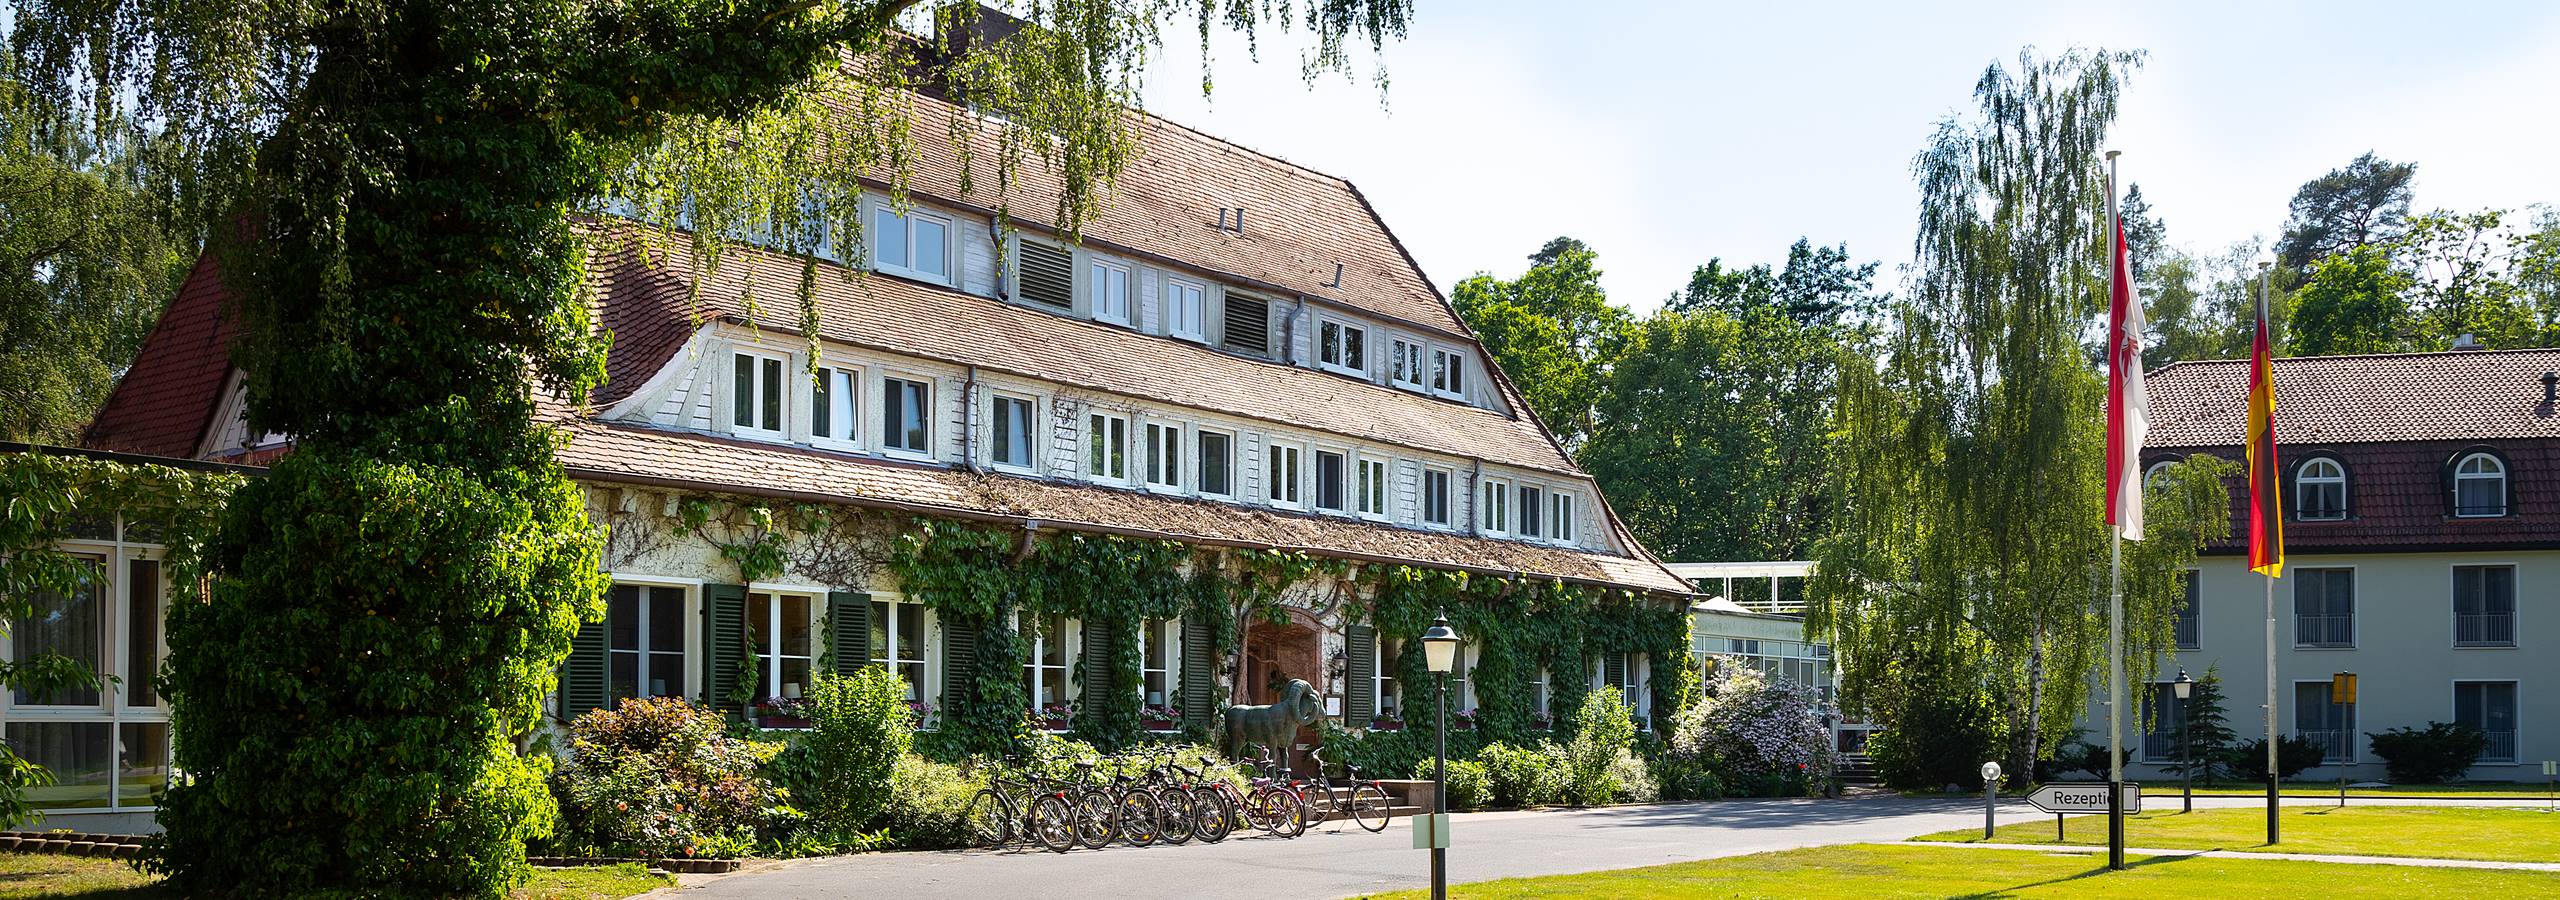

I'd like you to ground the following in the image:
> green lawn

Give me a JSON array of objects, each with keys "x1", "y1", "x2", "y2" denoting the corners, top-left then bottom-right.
[
  {"x1": 0, "y1": 855, "x2": 675, "y2": 899},
  {"x1": 1357, "y1": 844, "x2": 2560, "y2": 899},
  {"x1": 1914, "y1": 805, "x2": 2560, "y2": 863},
  {"x1": 2157, "y1": 782, "x2": 2555, "y2": 799}
]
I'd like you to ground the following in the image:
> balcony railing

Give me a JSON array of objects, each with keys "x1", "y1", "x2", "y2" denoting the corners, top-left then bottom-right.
[
  {"x1": 2478, "y1": 729, "x2": 2518, "y2": 763},
  {"x1": 2298, "y1": 729, "x2": 2355, "y2": 763},
  {"x1": 2295, "y1": 614, "x2": 2354, "y2": 647},
  {"x1": 2456, "y1": 612, "x2": 2516, "y2": 647},
  {"x1": 2174, "y1": 615, "x2": 2199, "y2": 649},
  {"x1": 2141, "y1": 731, "x2": 2182, "y2": 762}
]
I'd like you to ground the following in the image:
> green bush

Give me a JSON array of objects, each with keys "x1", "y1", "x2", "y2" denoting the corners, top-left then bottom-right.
[
  {"x1": 1479, "y1": 741, "x2": 1570, "y2": 808},
  {"x1": 879, "y1": 755, "x2": 979, "y2": 849},
  {"x1": 1563, "y1": 690, "x2": 1640, "y2": 805},
  {"x1": 550, "y1": 697, "x2": 784, "y2": 859},
  {"x1": 2367, "y1": 722, "x2": 2490, "y2": 784},
  {"x1": 1867, "y1": 670, "x2": 2006, "y2": 791},
  {"x1": 1416, "y1": 758, "x2": 1492, "y2": 811},
  {"x1": 1651, "y1": 751, "x2": 1723, "y2": 801},
  {"x1": 802, "y1": 668, "x2": 914, "y2": 835},
  {"x1": 2230, "y1": 735, "x2": 2328, "y2": 782}
]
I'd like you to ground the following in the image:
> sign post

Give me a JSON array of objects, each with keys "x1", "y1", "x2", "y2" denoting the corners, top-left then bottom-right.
[
  {"x1": 1981, "y1": 762, "x2": 2003, "y2": 839},
  {"x1": 2332, "y1": 672, "x2": 2358, "y2": 808},
  {"x1": 2543, "y1": 760, "x2": 2555, "y2": 813},
  {"x1": 2026, "y1": 783, "x2": 2142, "y2": 817}
]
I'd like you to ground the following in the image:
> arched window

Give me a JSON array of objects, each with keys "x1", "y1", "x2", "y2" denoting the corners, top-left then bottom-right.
[
  {"x1": 2144, "y1": 460, "x2": 2178, "y2": 489},
  {"x1": 2454, "y1": 453, "x2": 2509, "y2": 518},
  {"x1": 2296, "y1": 458, "x2": 2347, "y2": 521}
]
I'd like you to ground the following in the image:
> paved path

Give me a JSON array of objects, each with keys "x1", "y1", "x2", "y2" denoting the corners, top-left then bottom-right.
[
  {"x1": 664, "y1": 794, "x2": 2557, "y2": 900},
  {"x1": 1906, "y1": 840, "x2": 2560, "y2": 872}
]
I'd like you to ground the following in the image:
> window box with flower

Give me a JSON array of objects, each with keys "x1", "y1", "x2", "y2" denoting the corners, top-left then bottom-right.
[
  {"x1": 1451, "y1": 709, "x2": 1478, "y2": 731},
  {"x1": 1369, "y1": 710, "x2": 1404, "y2": 731},
  {"x1": 1529, "y1": 712, "x2": 1554, "y2": 731},
  {"x1": 1141, "y1": 703, "x2": 1182, "y2": 732},
  {"x1": 754, "y1": 696, "x2": 814, "y2": 729},
  {"x1": 906, "y1": 700, "x2": 938, "y2": 730},
  {"x1": 1031, "y1": 703, "x2": 1077, "y2": 731}
]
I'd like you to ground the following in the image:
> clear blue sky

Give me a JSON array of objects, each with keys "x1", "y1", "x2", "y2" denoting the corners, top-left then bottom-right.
[{"x1": 1136, "y1": 1, "x2": 2560, "y2": 312}]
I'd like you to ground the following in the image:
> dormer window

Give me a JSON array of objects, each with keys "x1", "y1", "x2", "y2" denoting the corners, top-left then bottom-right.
[
  {"x1": 1356, "y1": 456, "x2": 1389, "y2": 518},
  {"x1": 1090, "y1": 258, "x2": 1132, "y2": 326},
  {"x1": 1389, "y1": 339, "x2": 1425, "y2": 390},
  {"x1": 1429, "y1": 347, "x2": 1466, "y2": 399},
  {"x1": 1318, "y1": 318, "x2": 1368, "y2": 377},
  {"x1": 2296, "y1": 458, "x2": 2347, "y2": 521},
  {"x1": 1550, "y1": 492, "x2": 1577, "y2": 544},
  {"x1": 1480, "y1": 478, "x2": 1510, "y2": 535},
  {"x1": 871, "y1": 203, "x2": 953, "y2": 285},
  {"x1": 1266, "y1": 443, "x2": 1303, "y2": 509},
  {"x1": 1518, "y1": 485, "x2": 1545, "y2": 538},
  {"x1": 731, "y1": 351, "x2": 786, "y2": 439},
  {"x1": 1165, "y1": 277, "x2": 1207, "y2": 342},
  {"x1": 1143, "y1": 421, "x2": 1183, "y2": 491},
  {"x1": 2453, "y1": 452, "x2": 2509, "y2": 518},
  {"x1": 1314, "y1": 449, "x2": 1348, "y2": 512}
]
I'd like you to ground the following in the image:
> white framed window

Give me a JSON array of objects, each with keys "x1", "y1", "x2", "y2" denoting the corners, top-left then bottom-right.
[
  {"x1": 1374, "y1": 635, "x2": 1403, "y2": 718},
  {"x1": 2453, "y1": 564, "x2": 2517, "y2": 648},
  {"x1": 748, "y1": 590, "x2": 819, "y2": 706},
  {"x1": 1518, "y1": 485, "x2": 1545, "y2": 538},
  {"x1": 1389, "y1": 338, "x2": 1425, "y2": 390},
  {"x1": 1090, "y1": 257, "x2": 1132, "y2": 326},
  {"x1": 870, "y1": 201, "x2": 954, "y2": 284},
  {"x1": 1480, "y1": 478, "x2": 1510, "y2": 534},
  {"x1": 2293, "y1": 567, "x2": 2355, "y2": 648},
  {"x1": 1356, "y1": 456, "x2": 1389, "y2": 518},
  {"x1": 8, "y1": 538, "x2": 174, "y2": 813},
  {"x1": 1144, "y1": 420, "x2": 1183, "y2": 491},
  {"x1": 1022, "y1": 613, "x2": 1079, "y2": 719},
  {"x1": 2293, "y1": 680, "x2": 2358, "y2": 763},
  {"x1": 990, "y1": 394, "x2": 1037, "y2": 472},
  {"x1": 730, "y1": 351, "x2": 787, "y2": 439},
  {"x1": 868, "y1": 598, "x2": 932, "y2": 704},
  {"x1": 1317, "y1": 318, "x2": 1368, "y2": 377},
  {"x1": 809, "y1": 365, "x2": 860, "y2": 447},
  {"x1": 881, "y1": 375, "x2": 933, "y2": 456},
  {"x1": 1314, "y1": 448, "x2": 1349, "y2": 512},
  {"x1": 1266, "y1": 442, "x2": 1303, "y2": 508},
  {"x1": 1165, "y1": 277, "x2": 1207, "y2": 341},
  {"x1": 2144, "y1": 459, "x2": 2178, "y2": 489},
  {"x1": 2453, "y1": 680, "x2": 2518, "y2": 763},
  {"x1": 1550, "y1": 492, "x2": 1577, "y2": 544},
  {"x1": 1455, "y1": 642, "x2": 1479, "y2": 712},
  {"x1": 1196, "y1": 429, "x2": 1236, "y2": 498},
  {"x1": 608, "y1": 584, "x2": 690, "y2": 702},
  {"x1": 2297, "y1": 458, "x2": 2347, "y2": 521},
  {"x1": 1088, "y1": 411, "x2": 1130, "y2": 482},
  {"x1": 1429, "y1": 346, "x2": 1467, "y2": 399},
  {"x1": 2454, "y1": 452, "x2": 2508, "y2": 517},
  {"x1": 1136, "y1": 617, "x2": 1182, "y2": 713},
  {"x1": 1422, "y1": 468, "x2": 1453, "y2": 527},
  {"x1": 1530, "y1": 666, "x2": 1551, "y2": 719}
]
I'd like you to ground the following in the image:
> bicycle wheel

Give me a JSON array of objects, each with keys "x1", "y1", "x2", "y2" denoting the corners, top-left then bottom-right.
[
  {"x1": 1349, "y1": 781, "x2": 1395, "y2": 833},
  {"x1": 1029, "y1": 794, "x2": 1079, "y2": 854},
  {"x1": 1191, "y1": 786, "x2": 1235, "y2": 843},
  {"x1": 966, "y1": 789, "x2": 1013, "y2": 847},
  {"x1": 1074, "y1": 791, "x2": 1118, "y2": 849},
  {"x1": 1154, "y1": 787, "x2": 1197, "y2": 845},
  {"x1": 1252, "y1": 786, "x2": 1306, "y2": 838},
  {"x1": 1116, "y1": 790, "x2": 1162, "y2": 847}
]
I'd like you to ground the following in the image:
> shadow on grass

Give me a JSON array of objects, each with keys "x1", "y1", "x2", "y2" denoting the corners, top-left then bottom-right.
[
  {"x1": 0, "y1": 869, "x2": 172, "y2": 900},
  {"x1": 1949, "y1": 852, "x2": 2199, "y2": 899}
]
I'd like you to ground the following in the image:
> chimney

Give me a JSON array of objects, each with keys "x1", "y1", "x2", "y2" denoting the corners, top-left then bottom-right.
[{"x1": 2453, "y1": 333, "x2": 2484, "y2": 351}]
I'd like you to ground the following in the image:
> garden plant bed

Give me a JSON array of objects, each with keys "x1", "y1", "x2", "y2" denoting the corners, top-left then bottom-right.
[{"x1": 528, "y1": 854, "x2": 743, "y2": 874}]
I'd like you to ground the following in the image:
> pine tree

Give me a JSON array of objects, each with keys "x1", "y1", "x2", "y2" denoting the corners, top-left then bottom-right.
[{"x1": 2167, "y1": 667, "x2": 2237, "y2": 782}]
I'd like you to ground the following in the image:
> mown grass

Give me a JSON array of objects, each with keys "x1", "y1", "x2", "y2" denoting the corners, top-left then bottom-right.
[
  {"x1": 1913, "y1": 804, "x2": 2560, "y2": 863},
  {"x1": 0, "y1": 855, "x2": 675, "y2": 899},
  {"x1": 1356, "y1": 843, "x2": 2560, "y2": 899}
]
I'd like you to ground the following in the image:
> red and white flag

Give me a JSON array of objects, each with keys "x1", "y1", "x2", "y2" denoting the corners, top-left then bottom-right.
[{"x1": 2102, "y1": 208, "x2": 2148, "y2": 540}]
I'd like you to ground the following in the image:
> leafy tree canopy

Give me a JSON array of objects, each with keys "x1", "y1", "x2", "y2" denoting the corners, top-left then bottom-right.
[
  {"x1": 1669, "y1": 237, "x2": 1883, "y2": 328},
  {"x1": 1451, "y1": 237, "x2": 1629, "y2": 447},
  {"x1": 2276, "y1": 151, "x2": 2417, "y2": 271}
]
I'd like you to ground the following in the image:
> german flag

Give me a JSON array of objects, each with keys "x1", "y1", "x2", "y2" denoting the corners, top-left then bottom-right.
[{"x1": 2245, "y1": 296, "x2": 2284, "y2": 577}]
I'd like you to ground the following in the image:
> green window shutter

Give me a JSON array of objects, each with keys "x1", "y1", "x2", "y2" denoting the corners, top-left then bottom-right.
[
  {"x1": 1345, "y1": 624, "x2": 1376, "y2": 723},
  {"x1": 1080, "y1": 618, "x2": 1113, "y2": 702},
  {"x1": 1180, "y1": 617, "x2": 1216, "y2": 723},
  {"x1": 703, "y1": 584, "x2": 748, "y2": 709},
  {"x1": 829, "y1": 591, "x2": 872, "y2": 676},
  {"x1": 560, "y1": 616, "x2": 610, "y2": 720},
  {"x1": 1605, "y1": 652, "x2": 1627, "y2": 688},
  {"x1": 942, "y1": 613, "x2": 979, "y2": 707}
]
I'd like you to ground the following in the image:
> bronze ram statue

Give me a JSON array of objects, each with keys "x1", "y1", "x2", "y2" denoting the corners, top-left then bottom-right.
[{"x1": 1223, "y1": 678, "x2": 1322, "y2": 771}]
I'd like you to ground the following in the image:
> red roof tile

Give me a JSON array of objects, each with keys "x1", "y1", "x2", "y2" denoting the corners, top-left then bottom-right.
[
  {"x1": 83, "y1": 256, "x2": 237, "y2": 457},
  {"x1": 2146, "y1": 348, "x2": 2560, "y2": 447}
]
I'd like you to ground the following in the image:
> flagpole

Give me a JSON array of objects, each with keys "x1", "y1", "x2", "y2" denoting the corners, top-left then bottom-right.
[
  {"x1": 2104, "y1": 149, "x2": 2128, "y2": 873},
  {"x1": 2260, "y1": 260, "x2": 2280, "y2": 844}
]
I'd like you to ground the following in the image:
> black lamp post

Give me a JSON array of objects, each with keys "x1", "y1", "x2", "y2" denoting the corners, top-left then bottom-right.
[
  {"x1": 1420, "y1": 613, "x2": 1460, "y2": 900},
  {"x1": 2173, "y1": 668, "x2": 2195, "y2": 813}
]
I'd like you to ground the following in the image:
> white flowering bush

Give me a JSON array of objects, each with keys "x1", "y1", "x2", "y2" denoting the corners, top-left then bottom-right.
[{"x1": 1664, "y1": 659, "x2": 1834, "y2": 796}]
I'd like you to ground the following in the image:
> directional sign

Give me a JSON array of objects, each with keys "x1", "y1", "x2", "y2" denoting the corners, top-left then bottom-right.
[{"x1": 2026, "y1": 783, "x2": 2141, "y2": 815}]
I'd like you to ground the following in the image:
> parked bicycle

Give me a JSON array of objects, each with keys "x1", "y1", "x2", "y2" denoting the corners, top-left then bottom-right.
[{"x1": 1297, "y1": 747, "x2": 1395, "y2": 833}]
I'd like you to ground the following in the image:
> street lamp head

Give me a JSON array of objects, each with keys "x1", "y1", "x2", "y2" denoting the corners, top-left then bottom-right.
[
  {"x1": 1421, "y1": 612, "x2": 1460, "y2": 673},
  {"x1": 2173, "y1": 668, "x2": 2193, "y2": 700}
]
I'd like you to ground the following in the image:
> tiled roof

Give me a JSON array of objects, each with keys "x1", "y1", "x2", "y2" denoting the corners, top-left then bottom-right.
[
  {"x1": 588, "y1": 229, "x2": 1583, "y2": 475},
  {"x1": 897, "y1": 95, "x2": 1462, "y2": 338},
  {"x1": 2146, "y1": 348, "x2": 2560, "y2": 447},
  {"x1": 549, "y1": 407, "x2": 1691, "y2": 594},
  {"x1": 82, "y1": 256, "x2": 237, "y2": 458}
]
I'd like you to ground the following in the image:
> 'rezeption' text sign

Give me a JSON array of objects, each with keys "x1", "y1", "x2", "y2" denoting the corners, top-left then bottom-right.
[{"x1": 2025, "y1": 783, "x2": 2141, "y2": 815}]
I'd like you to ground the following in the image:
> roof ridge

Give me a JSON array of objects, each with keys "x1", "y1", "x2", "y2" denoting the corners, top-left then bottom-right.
[{"x1": 1130, "y1": 105, "x2": 1359, "y2": 192}]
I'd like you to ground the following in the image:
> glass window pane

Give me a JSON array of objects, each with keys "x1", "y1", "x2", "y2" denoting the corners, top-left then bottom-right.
[
  {"x1": 896, "y1": 606, "x2": 924, "y2": 664},
  {"x1": 760, "y1": 357, "x2": 783, "y2": 431},
  {"x1": 831, "y1": 371, "x2": 856, "y2": 440},
  {"x1": 6, "y1": 722, "x2": 112, "y2": 809},
  {"x1": 1199, "y1": 432, "x2": 1230, "y2": 495},
  {"x1": 1320, "y1": 321, "x2": 1341, "y2": 365},
  {"x1": 118, "y1": 722, "x2": 170, "y2": 809},
  {"x1": 882, "y1": 380, "x2": 906, "y2": 449},
  {"x1": 733, "y1": 354, "x2": 754, "y2": 427},
  {"x1": 915, "y1": 217, "x2": 948, "y2": 278},
  {"x1": 902, "y1": 382, "x2": 929, "y2": 450},
  {"x1": 812, "y1": 368, "x2": 834, "y2": 438},
  {"x1": 608, "y1": 585, "x2": 640, "y2": 651},
  {"x1": 611, "y1": 648, "x2": 640, "y2": 701},
  {"x1": 870, "y1": 600, "x2": 892, "y2": 664},
  {"x1": 875, "y1": 208, "x2": 907, "y2": 268},
  {"x1": 782, "y1": 595, "x2": 812, "y2": 657},
  {"x1": 748, "y1": 592, "x2": 773, "y2": 681},
  {"x1": 127, "y1": 558, "x2": 161, "y2": 706},
  {"x1": 649, "y1": 652, "x2": 684, "y2": 698},
  {"x1": 15, "y1": 556, "x2": 102, "y2": 706},
  {"x1": 1344, "y1": 327, "x2": 1365, "y2": 369},
  {"x1": 648, "y1": 587, "x2": 684, "y2": 653}
]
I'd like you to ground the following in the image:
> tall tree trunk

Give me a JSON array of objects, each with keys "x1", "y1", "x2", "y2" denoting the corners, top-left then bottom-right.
[{"x1": 2016, "y1": 623, "x2": 2045, "y2": 783}]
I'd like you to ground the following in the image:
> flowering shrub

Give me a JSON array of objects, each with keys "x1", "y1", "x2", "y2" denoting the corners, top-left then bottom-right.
[
  {"x1": 1030, "y1": 703, "x2": 1077, "y2": 727},
  {"x1": 1140, "y1": 703, "x2": 1182, "y2": 724},
  {"x1": 552, "y1": 697, "x2": 784, "y2": 858},
  {"x1": 1664, "y1": 660, "x2": 1834, "y2": 797},
  {"x1": 905, "y1": 700, "x2": 938, "y2": 727},
  {"x1": 756, "y1": 696, "x2": 814, "y2": 719}
]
